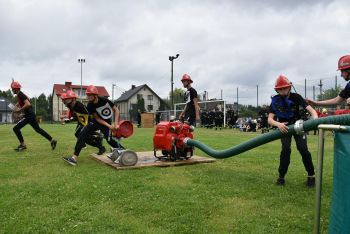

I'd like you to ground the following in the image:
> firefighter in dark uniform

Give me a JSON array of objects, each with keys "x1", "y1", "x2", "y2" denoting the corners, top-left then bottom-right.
[
  {"x1": 258, "y1": 105, "x2": 269, "y2": 133},
  {"x1": 11, "y1": 80, "x2": 57, "y2": 151},
  {"x1": 227, "y1": 108, "x2": 235, "y2": 129},
  {"x1": 200, "y1": 110, "x2": 207, "y2": 128},
  {"x1": 268, "y1": 75, "x2": 318, "y2": 187},
  {"x1": 179, "y1": 74, "x2": 200, "y2": 126},
  {"x1": 306, "y1": 55, "x2": 350, "y2": 108},
  {"x1": 208, "y1": 109, "x2": 216, "y2": 129},
  {"x1": 60, "y1": 90, "x2": 105, "y2": 155},
  {"x1": 214, "y1": 108, "x2": 224, "y2": 130},
  {"x1": 63, "y1": 85, "x2": 123, "y2": 166}
]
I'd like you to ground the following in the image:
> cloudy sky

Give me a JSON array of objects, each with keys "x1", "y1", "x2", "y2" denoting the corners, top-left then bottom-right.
[{"x1": 1, "y1": 0, "x2": 349, "y2": 105}]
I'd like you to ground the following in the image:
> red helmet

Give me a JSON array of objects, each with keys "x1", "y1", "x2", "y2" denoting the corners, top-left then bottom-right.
[
  {"x1": 86, "y1": 85, "x2": 99, "y2": 95},
  {"x1": 60, "y1": 92, "x2": 68, "y2": 100},
  {"x1": 338, "y1": 55, "x2": 350, "y2": 70},
  {"x1": 65, "y1": 90, "x2": 78, "y2": 99},
  {"x1": 11, "y1": 80, "x2": 22, "y2": 89},
  {"x1": 181, "y1": 74, "x2": 193, "y2": 83},
  {"x1": 113, "y1": 120, "x2": 134, "y2": 139},
  {"x1": 274, "y1": 75, "x2": 292, "y2": 90}
]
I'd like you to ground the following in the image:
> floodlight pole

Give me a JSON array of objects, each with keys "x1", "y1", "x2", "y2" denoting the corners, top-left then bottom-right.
[
  {"x1": 169, "y1": 54, "x2": 179, "y2": 114},
  {"x1": 78, "y1": 58, "x2": 86, "y2": 101}
]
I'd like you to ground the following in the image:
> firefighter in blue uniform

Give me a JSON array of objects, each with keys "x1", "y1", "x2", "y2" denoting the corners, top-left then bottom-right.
[{"x1": 268, "y1": 75, "x2": 318, "y2": 187}]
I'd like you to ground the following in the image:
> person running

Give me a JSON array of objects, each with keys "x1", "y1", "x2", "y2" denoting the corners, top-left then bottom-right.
[
  {"x1": 11, "y1": 80, "x2": 57, "y2": 151},
  {"x1": 60, "y1": 90, "x2": 105, "y2": 155},
  {"x1": 268, "y1": 75, "x2": 318, "y2": 187},
  {"x1": 179, "y1": 74, "x2": 200, "y2": 126},
  {"x1": 306, "y1": 55, "x2": 350, "y2": 108},
  {"x1": 63, "y1": 85, "x2": 123, "y2": 166}
]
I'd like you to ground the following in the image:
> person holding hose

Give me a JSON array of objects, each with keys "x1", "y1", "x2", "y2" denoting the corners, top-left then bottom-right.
[
  {"x1": 268, "y1": 75, "x2": 318, "y2": 187},
  {"x1": 306, "y1": 55, "x2": 350, "y2": 107}
]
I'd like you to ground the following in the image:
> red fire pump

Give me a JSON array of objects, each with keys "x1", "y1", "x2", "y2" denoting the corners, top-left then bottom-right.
[{"x1": 153, "y1": 121, "x2": 194, "y2": 161}]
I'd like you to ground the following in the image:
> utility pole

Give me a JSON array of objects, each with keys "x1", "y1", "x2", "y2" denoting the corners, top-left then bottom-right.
[
  {"x1": 236, "y1": 87, "x2": 239, "y2": 115},
  {"x1": 335, "y1": 75, "x2": 337, "y2": 90},
  {"x1": 256, "y1": 85, "x2": 259, "y2": 108},
  {"x1": 318, "y1": 80, "x2": 323, "y2": 100},
  {"x1": 112, "y1": 84, "x2": 116, "y2": 102},
  {"x1": 313, "y1": 86, "x2": 316, "y2": 100},
  {"x1": 304, "y1": 79, "x2": 307, "y2": 98}
]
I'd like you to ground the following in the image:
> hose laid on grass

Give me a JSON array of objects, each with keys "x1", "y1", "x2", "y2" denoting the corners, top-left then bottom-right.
[{"x1": 184, "y1": 114, "x2": 350, "y2": 159}]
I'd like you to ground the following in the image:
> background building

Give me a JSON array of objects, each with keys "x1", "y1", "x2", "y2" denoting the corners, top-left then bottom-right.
[
  {"x1": 52, "y1": 81, "x2": 109, "y2": 122},
  {"x1": 115, "y1": 84, "x2": 164, "y2": 121},
  {"x1": 0, "y1": 98, "x2": 12, "y2": 123}
]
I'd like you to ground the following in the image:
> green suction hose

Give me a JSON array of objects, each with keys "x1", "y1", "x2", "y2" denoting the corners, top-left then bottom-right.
[{"x1": 184, "y1": 114, "x2": 350, "y2": 159}]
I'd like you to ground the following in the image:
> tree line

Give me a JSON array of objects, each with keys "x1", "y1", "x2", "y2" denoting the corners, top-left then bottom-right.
[
  {"x1": 0, "y1": 85, "x2": 342, "y2": 122},
  {"x1": 0, "y1": 89, "x2": 53, "y2": 121}
]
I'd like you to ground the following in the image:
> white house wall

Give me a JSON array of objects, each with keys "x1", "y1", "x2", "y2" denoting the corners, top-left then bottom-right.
[
  {"x1": 0, "y1": 112, "x2": 12, "y2": 123},
  {"x1": 117, "y1": 87, "x2": 161, "y2": 120},
  {"x1": 52, "y1": 93, "x2": 68, "y2": 122}
]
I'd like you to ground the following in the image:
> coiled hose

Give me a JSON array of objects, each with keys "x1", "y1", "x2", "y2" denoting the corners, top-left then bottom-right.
[{"x1": 184, "y1": 114, "x2": 350, "y2": 159}]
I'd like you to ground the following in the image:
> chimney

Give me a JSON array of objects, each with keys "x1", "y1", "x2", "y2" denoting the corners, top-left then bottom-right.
[
  {"x1": 131, "y1": 85, "x2": 136, "y2": 90},
  {"x1": 65, "y1": 81, "x2": 72, "y2": 88}
]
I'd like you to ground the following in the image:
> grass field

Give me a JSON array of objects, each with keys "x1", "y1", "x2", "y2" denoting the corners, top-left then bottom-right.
[{"x1": 0, "y1": 123, "x2": 335, "y2": 233}]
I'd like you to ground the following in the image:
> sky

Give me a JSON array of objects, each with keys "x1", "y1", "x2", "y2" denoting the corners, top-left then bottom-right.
[{"x1": 1, "y1": 0, "x2": 349, "y2": 106}]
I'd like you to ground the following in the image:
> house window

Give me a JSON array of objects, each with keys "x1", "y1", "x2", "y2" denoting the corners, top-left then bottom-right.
[
  {"x1": 147, "y1": 105, "x2": 153, "y2": 111},
  {"x1": 74, "y1": 89, "x2": 86, "y2": 97},
  {"x1": 137, "y1": 94, "x2": 143, "y2": 100},
  {"x1": 147, "y1": 95, "x2": 153, "y2": 101}
]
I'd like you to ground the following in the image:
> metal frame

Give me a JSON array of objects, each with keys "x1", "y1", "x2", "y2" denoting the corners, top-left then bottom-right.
[
  {"x1": 314, "y1": 124, "x2": 348, "y2": 234},
  {"x1": 174, "y1": 100, "x2": 227, "y2": 127}
]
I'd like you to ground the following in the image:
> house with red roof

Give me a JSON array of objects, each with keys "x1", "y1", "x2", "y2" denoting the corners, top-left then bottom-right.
[{"x1": 52, "y1": 81, "x2": 109, "y2": 122}]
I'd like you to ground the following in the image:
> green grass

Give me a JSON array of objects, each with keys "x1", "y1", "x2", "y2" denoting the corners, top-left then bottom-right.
[{"x1": 0, "y1": 124, "x2": 335, "y2": 233}]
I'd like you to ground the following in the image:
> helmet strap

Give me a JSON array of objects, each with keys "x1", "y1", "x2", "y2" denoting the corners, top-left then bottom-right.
[
  {"x1": 93, "y1": 95, "x2": 99, "y2": 103},
  {"x1": 12, "y1": 88, "x2": 19, "y2": 94},
  {"x1": 64, "y1": 99, "x2": 73, "y2": 107}
]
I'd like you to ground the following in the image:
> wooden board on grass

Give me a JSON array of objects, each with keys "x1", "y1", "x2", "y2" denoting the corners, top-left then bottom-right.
[{"x1": 91, "y1": 151, "x2": 215, "y2": 170}]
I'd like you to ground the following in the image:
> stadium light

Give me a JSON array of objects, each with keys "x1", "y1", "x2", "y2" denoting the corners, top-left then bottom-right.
[
  {"x1": 169, "y1": 54, "x2": 179, "y2": 113},
  {"x1": 78, "y1": 58, "x2": 86, "y2": 101}
]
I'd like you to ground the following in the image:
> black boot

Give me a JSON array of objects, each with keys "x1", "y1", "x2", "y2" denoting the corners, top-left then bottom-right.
[
  {"x1": 97, "y1": 146, "x2": 106, "y2": 155},
  {"x1": 276, "y1": 177, "x2": 285, "y2": 186},
  {"x1": 306, "y1": 176, "x2": 315, "y2": 188}
]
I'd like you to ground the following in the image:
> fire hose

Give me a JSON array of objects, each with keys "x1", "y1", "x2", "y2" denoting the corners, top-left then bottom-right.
[{"x1": 183, "y1": 114, "x2": 350, "y2": 159}]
